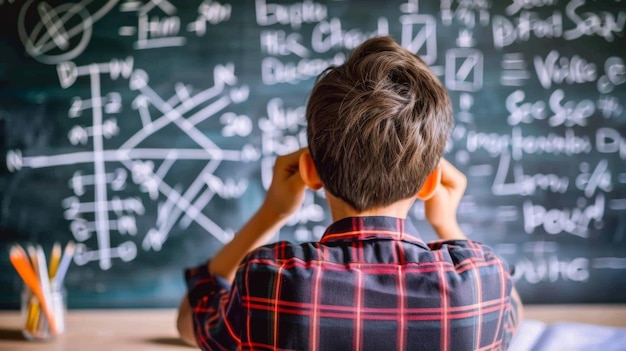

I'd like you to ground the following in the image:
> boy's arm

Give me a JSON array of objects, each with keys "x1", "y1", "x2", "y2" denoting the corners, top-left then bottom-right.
[
  {"x1": 176, "y1": 295, "x2": 195, "y2": 346},
  {"x1": 424, "y1": 158, "x2": 467, "y2": 240},
  {"x1": 425, "y1": 158, "x2": 524, "y2": 332},
  {"x1": 511, "y1": 284, "x2": 524, "y2": 323},
  {"x1": 208, "y1": 147, "x2": 308, "y2": 283},
  {"x1": 176, "y1": 148, "x2": 308, "y2": 344}
]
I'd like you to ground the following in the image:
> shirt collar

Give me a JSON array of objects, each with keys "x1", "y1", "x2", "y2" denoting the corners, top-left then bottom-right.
[{"x1": 320, "y1": 216, "x2": 429, "y2": 249}]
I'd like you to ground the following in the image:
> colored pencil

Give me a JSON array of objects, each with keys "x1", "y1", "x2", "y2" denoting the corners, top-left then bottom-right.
[
  {"x1": 53, "y1": 241, "x2": 75, "y2": 288},
  {"x1": 48, "y1": 242, "x2": 62, "y2": 279}
]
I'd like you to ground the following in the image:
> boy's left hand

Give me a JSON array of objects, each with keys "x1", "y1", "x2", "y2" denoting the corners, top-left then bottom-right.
[{"x1": 261, "y1": 147, "x2": 308, "y2": 221}]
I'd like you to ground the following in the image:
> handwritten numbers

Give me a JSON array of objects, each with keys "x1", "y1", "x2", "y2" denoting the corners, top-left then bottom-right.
[{"x1": 220, "y1": 113, "x2": 252, "y2": 137}]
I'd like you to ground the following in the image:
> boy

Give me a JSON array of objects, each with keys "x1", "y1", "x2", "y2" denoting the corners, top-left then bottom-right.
[{"x1": 177, "y1": 35, "x2": 522, "y2": 350}]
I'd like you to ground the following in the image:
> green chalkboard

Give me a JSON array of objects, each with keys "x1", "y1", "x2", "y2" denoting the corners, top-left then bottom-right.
[{"x1": 1, "y1": 0, "x2": 625, "y2": 308}]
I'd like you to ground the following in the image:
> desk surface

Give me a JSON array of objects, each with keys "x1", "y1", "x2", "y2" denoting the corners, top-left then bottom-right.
[
  {"x1": 1, "y1": 306, "x2": 625, "y2": 351},
  {"x1": 0, "y1": 309, "x2": 188, "y2": 351}
]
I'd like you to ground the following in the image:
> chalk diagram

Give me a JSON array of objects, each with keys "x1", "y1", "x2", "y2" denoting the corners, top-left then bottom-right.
[
  {"x1": 7, "y1": 57, "x2": 258, "y2": 270},
  {"x1": 7, "y1": 0, "x2": 259, "y2": 270},
  {"x1": 17, "y1": 0, "x2": 119, "y2": 64}
]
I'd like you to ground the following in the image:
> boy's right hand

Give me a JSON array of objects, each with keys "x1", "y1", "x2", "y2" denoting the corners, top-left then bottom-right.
[
  {"x1": 424, "y1": 158, "x2": 467, "y2": 240},
  {"x1": 261, "y1": 148, "x2": 308, "y2": 222},
  {"x1": 207, "y1": 148, "x2": 308, "y2": 284}
]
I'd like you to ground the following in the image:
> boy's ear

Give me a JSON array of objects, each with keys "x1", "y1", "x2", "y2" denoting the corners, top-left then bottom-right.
[
  {"x1": 416, "y1": 166, "x2": 441, "y2": 200},
  {"x1": 299, "y1": 151, "x2": 323, "y2": 190}
]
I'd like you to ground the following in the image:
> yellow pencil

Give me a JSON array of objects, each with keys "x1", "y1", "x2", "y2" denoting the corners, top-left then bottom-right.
[
  {"x1": 26, "y1": 295, "x2": 39, "y2": 332},
  {"x1": 48, "y1": 242, "x2": 62, "y2": 280}
]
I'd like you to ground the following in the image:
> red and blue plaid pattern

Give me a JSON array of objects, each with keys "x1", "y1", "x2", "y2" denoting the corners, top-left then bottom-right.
[{"x1": 186, "y1": 216, "x2": 519, "y2": 350}]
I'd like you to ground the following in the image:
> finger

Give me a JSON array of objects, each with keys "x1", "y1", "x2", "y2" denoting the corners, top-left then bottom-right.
[
  {"x1": 438, "y1": 158, "x2": 467, "y2": 190},
  {"x1": 280, "y1": 147, "x2": 308, "y2": 163},
  {"x1": 275, "y1": 148, "x2": 308, "y2": 171},
  {"x1": 287, "y1": 169, "x2": 306, "y2": 190}
]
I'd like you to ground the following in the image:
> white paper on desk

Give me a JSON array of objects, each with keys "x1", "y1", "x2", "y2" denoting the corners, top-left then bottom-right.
[
  {"x1": 508, "y1": 320, "x2": 547, "y2": 351},
  {"x1": 509, "y1": 320, "x2": 626, "y2": 351},
  {"x1": 532, "y1": 322, "x2": 626, "y2": 351}
]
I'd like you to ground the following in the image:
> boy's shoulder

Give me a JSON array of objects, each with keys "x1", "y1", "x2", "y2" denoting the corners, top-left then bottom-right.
[
  {"x1": 239, "y1": 237, "x2": 508, "y2": 272},
  {"x1": 427, "y1": 239, "x2": 512, "y2": 274},
  {"x1": 241, "y1": 240, "x2": 321, "y2": 265}
]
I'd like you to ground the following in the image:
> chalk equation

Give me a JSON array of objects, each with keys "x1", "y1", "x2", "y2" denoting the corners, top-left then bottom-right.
[{"x1": 493, "y1": 241, "x2": 626, "y2": 285}]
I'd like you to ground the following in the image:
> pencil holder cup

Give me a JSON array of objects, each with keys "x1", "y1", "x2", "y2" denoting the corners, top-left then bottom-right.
[{"x1": 21, "y1": 286, "x2": 66, "y2": 341}]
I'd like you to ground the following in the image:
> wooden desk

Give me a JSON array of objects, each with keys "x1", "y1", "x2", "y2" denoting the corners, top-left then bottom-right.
[
  {"x1": 1, "y1": 306, "x2": 625, "y2": 350},
  {"x1": 0, "y1": 309, "x2": 189, "y2": 351}
]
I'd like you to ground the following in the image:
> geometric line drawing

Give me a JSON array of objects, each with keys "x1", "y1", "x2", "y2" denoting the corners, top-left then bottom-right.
[
  {"x1": 18, "y1": 0, "x2": 119, "y2": 64},
  {"x1": 6, "y1": 57, "x2": 258, "y2": 270}
]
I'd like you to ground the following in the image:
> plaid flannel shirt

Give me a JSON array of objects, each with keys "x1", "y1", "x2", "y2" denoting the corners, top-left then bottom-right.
[{"x1": 185, "y1": 216, "x2": 519, "y2": 350}]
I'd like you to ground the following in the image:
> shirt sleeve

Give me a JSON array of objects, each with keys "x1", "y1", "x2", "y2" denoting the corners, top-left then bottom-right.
[
  {"x1": 184, "y1": 261, "x2": 243, "y2": 350},
  {"x1": 504, "y1": 287, "x2": 522, "y2": 347},
  {"x1": 428, "y1": 239, "x2": 515, "y2": 274}
]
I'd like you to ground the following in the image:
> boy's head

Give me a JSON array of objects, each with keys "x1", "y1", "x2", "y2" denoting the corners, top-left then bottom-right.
[{"x1": 305, "y1": 35, "x2": 452, "y2": 212}]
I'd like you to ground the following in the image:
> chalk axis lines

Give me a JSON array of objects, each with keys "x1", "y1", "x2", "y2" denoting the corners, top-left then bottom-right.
[{"x1": 6, "y1": 61, "x2": 256, "y2": 270}]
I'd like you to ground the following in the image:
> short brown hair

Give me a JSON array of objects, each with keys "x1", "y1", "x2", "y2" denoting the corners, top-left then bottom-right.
[{"x1": 306, "y1": 36, "x2": 452, "y2": 211}]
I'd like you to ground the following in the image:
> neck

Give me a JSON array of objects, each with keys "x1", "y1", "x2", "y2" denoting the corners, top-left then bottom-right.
[{"x1": 324, "y1": 191, "x2": 415, "y2": 222}]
